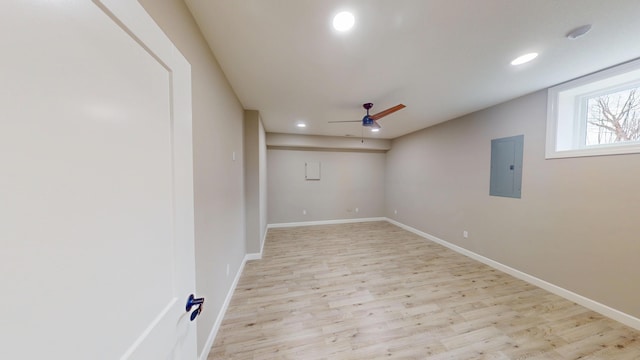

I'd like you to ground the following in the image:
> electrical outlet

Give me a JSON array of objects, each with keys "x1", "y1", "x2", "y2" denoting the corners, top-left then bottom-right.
[
  {"x1": 463, "y1": 231, "x2": 468, "y2": 239},
  {"x1": 394, "y1": 209, "x2": 398, "y2": 214},
  {"x1": 355, "y1": 207, "x2": 359, "y2": 213},
  {"x1": 302, "y1": 209, "x2": 307, "y2": 215},
  {"x1": 232, "y1": 151, "x2": 236, "y2": 161},
  {"x1": 226, "y1": 264, "x2": 230, "y2": 277}
]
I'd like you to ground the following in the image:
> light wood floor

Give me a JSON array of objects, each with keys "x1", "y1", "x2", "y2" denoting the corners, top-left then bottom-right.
[{"x1": 208, "y1": 221, "x2": 640, "y2": 359}]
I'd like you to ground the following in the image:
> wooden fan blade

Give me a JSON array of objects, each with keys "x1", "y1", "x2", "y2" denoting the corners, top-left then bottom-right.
[
  {"x1": 370, "y1": 104, "x2": 406, "y2": 120},
  {"x1": 328, "y1": 120, "x2": 361, "y2": 123}
]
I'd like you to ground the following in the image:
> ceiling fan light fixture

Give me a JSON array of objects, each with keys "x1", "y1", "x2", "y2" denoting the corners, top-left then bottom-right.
[
  {"x1": 371, "y1": 128, "x2": 380, "y2": 132},
  {"x1": 333, "y1": 11, "x2": 354, "y2": 32}
]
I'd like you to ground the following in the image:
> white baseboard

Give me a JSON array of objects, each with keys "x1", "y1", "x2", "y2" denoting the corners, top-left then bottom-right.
[
  {"x1": 385, "y1": 218, "x2": 640, "y2": 331},
  {"x1": 198, "y1": 254, "x2": 251, "y2": 360},
  {"x1": 245, "y1": 227, "x2": 269, "y2": 261},
  {"x1": 259, "y1": 226, "x2": 268, "y2": 257},
  {"x1": 268, "y1": 217, "x2": 387, "y2": 229}
]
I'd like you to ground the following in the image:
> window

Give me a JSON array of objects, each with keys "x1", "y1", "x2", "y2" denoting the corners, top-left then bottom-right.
[{"x1": 546, "y1": 58, "x2": 640, "y2": 158}]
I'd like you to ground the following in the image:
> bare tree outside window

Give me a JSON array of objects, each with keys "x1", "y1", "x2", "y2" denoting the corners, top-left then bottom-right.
[{"x1": 586, "y1": 87, "x2": 640, "y2": 145}]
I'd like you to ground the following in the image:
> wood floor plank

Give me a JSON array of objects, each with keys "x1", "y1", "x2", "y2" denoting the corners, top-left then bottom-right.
[{"x1": 208, "y1": 222, "x2": 640, "y2": 359}]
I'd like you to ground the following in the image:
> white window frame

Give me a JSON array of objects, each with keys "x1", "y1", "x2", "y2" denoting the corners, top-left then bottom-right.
[{"x1": 546, "y1": 58, "x2": 640, "y2": 159}]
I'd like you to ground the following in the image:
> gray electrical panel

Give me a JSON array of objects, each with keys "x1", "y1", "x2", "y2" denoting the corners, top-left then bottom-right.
[{"x1": 490, "y1": 135, "x2": 524, "y2": 198}]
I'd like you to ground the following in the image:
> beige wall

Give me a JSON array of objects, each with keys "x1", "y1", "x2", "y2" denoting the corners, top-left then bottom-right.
[
  {"x1": 268, "y1": 148, "x2": 386, "y2": 223},
  {"x1": 244, "y1": 110, "x2": 267, "y2": 254},
  {"x1": 138, "y1": 0, "x2": 246, "y2": 356},
  {"x1": 259, "y1": 120, "x2": 268, "y2": 247},
  {"x1": 386, "y1": 90, "x2": 640, "y2": 319}
]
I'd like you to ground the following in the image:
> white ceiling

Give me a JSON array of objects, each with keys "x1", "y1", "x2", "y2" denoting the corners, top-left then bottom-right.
[{"x1": 184, "y1": 0, "x2": 640, "y2": 140}]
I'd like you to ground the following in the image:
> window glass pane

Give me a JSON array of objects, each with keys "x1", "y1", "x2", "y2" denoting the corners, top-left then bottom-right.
[{"x1": 585, "y1": 87, "x2": 640, "y2": 146}]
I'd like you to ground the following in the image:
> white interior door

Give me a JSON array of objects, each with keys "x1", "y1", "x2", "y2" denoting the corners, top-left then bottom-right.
[{"x1": 0, "y1": 1, "x2": 197, "y2": 359}]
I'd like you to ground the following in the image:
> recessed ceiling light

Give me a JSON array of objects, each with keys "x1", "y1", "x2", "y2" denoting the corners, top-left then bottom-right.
[
  {"x1": 511, "y1": 52, "x2": 538, "y2": 66},
  {"x1": 297, "y1": 123, "x2": 306, "y2": 128},
  {"x1": 333, "y1": 11, "x2": 354, "y2": 32}
]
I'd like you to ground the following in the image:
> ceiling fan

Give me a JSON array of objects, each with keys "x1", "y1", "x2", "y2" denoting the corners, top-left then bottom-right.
[{"x1": 329, "y1": 102, "x2": 406, "y2": 130}]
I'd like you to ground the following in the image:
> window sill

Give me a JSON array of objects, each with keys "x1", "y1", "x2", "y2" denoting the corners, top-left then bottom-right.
[{"x1": 545, "y1": 143, "x2": 640, "y2": 159}]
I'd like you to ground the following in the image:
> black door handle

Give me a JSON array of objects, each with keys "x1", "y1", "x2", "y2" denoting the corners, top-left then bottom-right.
[{"x1": 186, "y1": 294, "x2": 205, "y2": 321}]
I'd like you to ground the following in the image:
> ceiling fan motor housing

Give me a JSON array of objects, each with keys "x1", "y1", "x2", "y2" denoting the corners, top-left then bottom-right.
[{"x1": 362, "y1": 115, "x2": 374, "y2": 126}]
